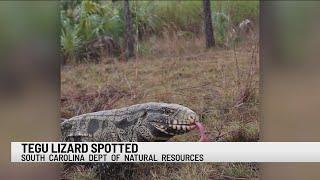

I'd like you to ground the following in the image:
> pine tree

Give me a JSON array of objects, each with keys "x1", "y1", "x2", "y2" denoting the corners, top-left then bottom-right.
[
  {"x1": 124, "y1": 0, "x2": 135, "y2": 59},
  {"x1": 203, "y1": 0, "x2": 215, "y2": 48}
]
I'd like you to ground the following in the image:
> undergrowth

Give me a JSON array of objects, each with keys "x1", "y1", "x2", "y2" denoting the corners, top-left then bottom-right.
[{"x1": 60, "y1": 1, "x2": 259, "y2": 63}]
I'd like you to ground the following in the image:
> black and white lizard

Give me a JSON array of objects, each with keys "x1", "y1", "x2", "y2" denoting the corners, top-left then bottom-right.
[{"x1": 61, "y1": 102, "x2": 206, "y2": 142}]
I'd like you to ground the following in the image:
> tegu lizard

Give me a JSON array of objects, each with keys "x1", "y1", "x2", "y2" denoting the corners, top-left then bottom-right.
[{"x1": 61, "y1": 102, "x2": 207, "y2": 142}]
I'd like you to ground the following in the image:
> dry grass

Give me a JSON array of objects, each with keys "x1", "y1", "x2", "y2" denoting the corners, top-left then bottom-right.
[
  {"x1": 61, "y1": 34, "x2": 259, "y2": 179},
  {"x1": 61, "y1": 162, "x2": 258, "y2": 180}
]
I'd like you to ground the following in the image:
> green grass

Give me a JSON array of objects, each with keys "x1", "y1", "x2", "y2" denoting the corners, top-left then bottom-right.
[
  {"x1": 214, "y1": 1, "x2": 259, "y2": 24},
  {"x1": 223, "y1": 163, "x2": 258, "y2": 179}
]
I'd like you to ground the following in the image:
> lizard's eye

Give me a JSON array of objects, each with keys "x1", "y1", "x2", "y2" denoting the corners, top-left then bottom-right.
[
  {"x1": 188, "y1": 114, "x2": 196, "y2": 123},
  {"x1": 162, "y1": 108, "x2": 174, "y2": 115}
]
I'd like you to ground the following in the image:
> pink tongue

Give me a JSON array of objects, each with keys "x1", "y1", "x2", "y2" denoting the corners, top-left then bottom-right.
[{"x1": 195, "y1": 122, "x2": 207, "y2": 142}]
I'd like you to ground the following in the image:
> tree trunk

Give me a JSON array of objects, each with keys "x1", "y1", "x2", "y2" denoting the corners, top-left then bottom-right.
[
  {"x1": 203, "y1": 0, "x2": 215, "y2": 48},
  {"x1": 124, "y1": 0, "x2": 135, "y2": 59}
]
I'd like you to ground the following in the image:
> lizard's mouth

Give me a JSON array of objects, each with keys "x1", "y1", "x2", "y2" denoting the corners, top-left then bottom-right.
[
  {"x1": 150, "y1": 123, "x2": 196, "y2": 136},
  {"x1": 149, "y1": 112, "x2": 199, "y2": 134},
  {"x1": 167, "y1": 123, "x2": 197, "y2": 131},
  {"x1": 151, "y1": 121, "x2": 207, "y2": 141},
  {"x1": 150, "y1": 120, "x2": 197, "y2": 133}
]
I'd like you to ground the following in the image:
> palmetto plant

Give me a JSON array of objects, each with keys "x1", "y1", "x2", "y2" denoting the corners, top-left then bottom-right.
[
  {"x1": 78, "y1": 1, "x2": 104, "y2": 41},
  {"x1": 101, "y1": 3, "x2": 124, "y2": 41},
  {"x1": 131, "y1": 1, "x2": 160, "y2": 38},
  {"x1": 213, "y1": 12, "x2": 231, "y2": 47},
  {"x1": 61, "y1": 1, "x2": 108, "y2": 63},
  {"x1": 61, "y1": 14, "x2": 81, "y2": 63}
]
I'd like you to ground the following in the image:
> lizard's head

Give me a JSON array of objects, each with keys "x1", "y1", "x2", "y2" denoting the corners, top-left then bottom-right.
[{"x1": 139, "y1": 103, "x2": 200, "y2": 141}]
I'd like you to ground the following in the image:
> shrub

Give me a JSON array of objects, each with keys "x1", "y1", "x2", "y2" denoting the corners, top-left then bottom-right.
[{"x1": 213, "y1": 12, "x2": 231, "y2": 46}]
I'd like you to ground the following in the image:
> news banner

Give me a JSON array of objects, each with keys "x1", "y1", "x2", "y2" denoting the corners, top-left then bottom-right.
[{"x1": 11, "y1": 142, "x2": 320, "y2": 162}]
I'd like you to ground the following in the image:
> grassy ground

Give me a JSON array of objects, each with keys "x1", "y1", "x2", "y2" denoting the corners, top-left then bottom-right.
[{"x1": 61, "y1": 36, "x2": 259, "y2": 179}]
